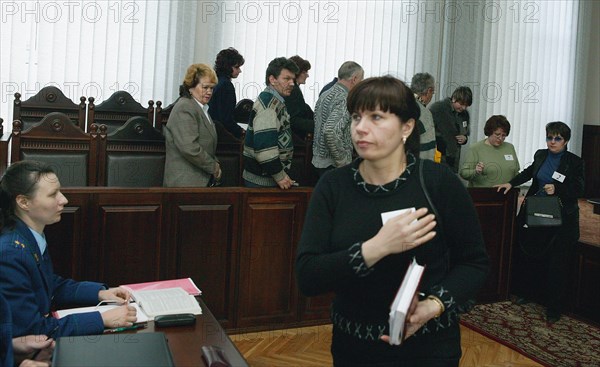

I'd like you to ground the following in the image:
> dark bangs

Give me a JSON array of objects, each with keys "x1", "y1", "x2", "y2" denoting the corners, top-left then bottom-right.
[{"x1": 347, "y1": 76, "x2": 420, "y2": 123}]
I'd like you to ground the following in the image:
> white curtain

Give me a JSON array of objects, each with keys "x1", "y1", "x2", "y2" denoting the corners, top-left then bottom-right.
[
  {"x1": 442, "y1": 0, "x2": 591, "y2": 167},
  {"x1": 0, "y1": 0, "x2": 197, "y2": 127},
  {"x1": 194, "y1": 0, "x2": 445, "y2": 107},
  {"x1": 1, "y1": 0, "x2": 591, "y2": 169}
]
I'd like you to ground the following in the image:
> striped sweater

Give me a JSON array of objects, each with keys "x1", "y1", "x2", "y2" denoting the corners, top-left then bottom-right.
[
  {"x1": 242, "y1": 87, "x2": 294, "y2": 186},
  {"x1": 312, "y1": 82, "x2": 353, "y2": 168}
]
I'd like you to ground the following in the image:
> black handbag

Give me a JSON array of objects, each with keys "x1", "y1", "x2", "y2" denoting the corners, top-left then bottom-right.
[{"x1": 524, "y1": 193, "x2": 563, "y2": 227}]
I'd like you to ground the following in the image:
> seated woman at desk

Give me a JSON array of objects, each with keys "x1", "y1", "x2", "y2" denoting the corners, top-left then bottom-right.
[{"x1": 0, "y1": 161, "x2": 137, "y2": 338}]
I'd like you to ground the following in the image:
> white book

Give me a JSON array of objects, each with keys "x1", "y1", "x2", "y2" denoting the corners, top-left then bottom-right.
[
  {"x1": 131, "y1": 287, "x2": 202, "y2": 319},
  {"x1": 388, "y1": 258, "x2": 425, "y2": 345},
  {"x1": 55, "y1": 287, "x2": 202, "y2": 322}
]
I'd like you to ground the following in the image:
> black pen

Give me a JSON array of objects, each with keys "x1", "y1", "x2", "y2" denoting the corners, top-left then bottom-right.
[
  {"x1": 46, "y1": 325, "x2": 60, "y2": 339},
  {"x1": 31, "y1": 325, "x2": 59, "y2": 360}
]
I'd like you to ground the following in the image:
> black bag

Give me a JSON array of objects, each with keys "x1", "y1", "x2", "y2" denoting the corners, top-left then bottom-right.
[{"x1": 524, "y1": 195, "x2": 562, "y2": 227}]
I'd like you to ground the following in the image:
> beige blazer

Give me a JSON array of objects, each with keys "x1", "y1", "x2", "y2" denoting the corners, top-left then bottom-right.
[{"x1": 163, "y1": 97, "x2": 218, "y2": 187}]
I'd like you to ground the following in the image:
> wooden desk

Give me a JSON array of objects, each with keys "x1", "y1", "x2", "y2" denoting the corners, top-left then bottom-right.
[{"x1": 136, "y1": 298, "x2": 248, "y2": 367}]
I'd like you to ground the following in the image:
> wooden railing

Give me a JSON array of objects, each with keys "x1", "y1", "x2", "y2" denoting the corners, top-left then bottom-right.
[{"x1": 41, "y1": 187, "x2": 540, "y2": 332}]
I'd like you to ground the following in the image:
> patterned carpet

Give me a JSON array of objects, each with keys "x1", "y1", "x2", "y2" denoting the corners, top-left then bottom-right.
[{"x1": 460, "y1": 301, "x2": 600, "y2": 367}]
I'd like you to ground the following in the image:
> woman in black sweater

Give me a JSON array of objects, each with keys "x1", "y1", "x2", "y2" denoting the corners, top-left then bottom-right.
[{"x1": 296, "y1": 76, "x2": 489, "y2": 366}]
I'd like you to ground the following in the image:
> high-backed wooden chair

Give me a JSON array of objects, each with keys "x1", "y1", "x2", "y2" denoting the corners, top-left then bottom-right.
[
  {"x1": 287, "y1": 132, "x2": 316, "y2": 187},
  {"x1": 233, "y1": 99, "x2": 254, "y2": 124},
  {"x1": 0, "y1": 117, "x2": 8, "y2": 176},
  {"x1": 88, "y1": 91, "x2": 154, "y2": 133},
  {"x1": 154, "y1": 99, "x2": 177, "y2": 130},
  {"x1": 214, "y1": 120, "x2": 243, "y2": 187},
  {"x1": 13, "y1": 86, "x2": 86, "y2": 131},
  {"x1": 11, "y1": 112, "x2": 102, "y2": 186},
  {"x1": 97, "y1": 116, "x2": 165, "y2": 187}
]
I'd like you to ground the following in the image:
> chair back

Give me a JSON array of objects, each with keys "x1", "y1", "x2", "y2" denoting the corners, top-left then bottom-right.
[
  {"x1": 13, "y1": 86, "x2": 86, "y2": 131},
  {"x1": 88, "y1": 91, "x2": 154, "y2": 133},
  {"x1": 10, "y1": 112, "x2": 102, "y2": 186},
  {"x1": 99, "y1": 116, "x2": 165, "y2": 187}
]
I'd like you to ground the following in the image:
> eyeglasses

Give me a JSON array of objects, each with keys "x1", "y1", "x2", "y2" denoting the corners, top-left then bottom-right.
[{"x1": 546, "y1": 136, "x2": 563, "y2": 143}]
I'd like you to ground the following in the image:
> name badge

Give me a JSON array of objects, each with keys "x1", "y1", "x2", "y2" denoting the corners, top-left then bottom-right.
[
  {"x1": 552, "y1": 171, "x2": 566, "y2": 183},
  {"x1": 504, "y1": 154, "x2": 514, "y2": 161},
  {"x1": 462, "y1": 121, "x2": 468, "y2": 128},
  {"x1": 381, "y1": 207, "x2": 416, "y2": 225}
]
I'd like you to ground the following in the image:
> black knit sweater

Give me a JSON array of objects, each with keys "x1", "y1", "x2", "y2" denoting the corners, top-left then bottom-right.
[{"x1": 296, "y1": 158, "x2": 489, "y2": 335}]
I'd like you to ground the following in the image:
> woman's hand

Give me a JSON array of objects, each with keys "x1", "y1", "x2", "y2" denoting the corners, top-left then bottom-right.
[
  {"x1": 12, "y1": 335, "x2": 53, "y2": 355},
  {"x1": 12, "y1": 335, "x2": 54, "y2": 366},
  {"x1": 98, "y1": 287, "x2": 131, "y2": 303},
  {"x1": 362, "y1": 208, "x2": 436, "y2": 267},
  {"x1": 494, "y1": 183, "x2": 512, "y2": 194},
  {"x1": 380, "y1": 294, "x2": 444, "y2": 344},
  {"x1": 101, "y1": 304, "x2": 137, "y2": 328},
  {"x1": 543, "y1": 184, "x2": 555, "y2": 195},
  {"x1": 475, "y1": 162, "x2": 484, "y2": 175},
  {"x1": 18, "y1": 360, "x2": 50, "y2": 367}
]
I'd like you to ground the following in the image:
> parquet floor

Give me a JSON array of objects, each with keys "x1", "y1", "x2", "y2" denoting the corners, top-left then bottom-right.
[{"x1": 231, "y1": 324, "x2": 543, "y2": 367}]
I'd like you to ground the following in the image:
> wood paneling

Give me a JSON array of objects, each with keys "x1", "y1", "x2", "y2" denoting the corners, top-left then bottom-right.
[
  {"x1": 237, "y1": 193, "x2": 306, "y2": 328},
  {"x1": 573, "y1": 243, "x2": 600, "y2": 324},
  {"x1": 46, "y1": 186, "x2": 598, "y2": 333},
  {"x1": 582, "y1": 125, "x2": 600, "y2": 198},
  {"x1": 94, "y1": 194, "x2": 163, "y2": 285},
  {"x1": 45, "y1": 193, "x2": 88, "y2": 280},
  {"x1": 469, "y1": 188, "x2": 519, "y2": 302},
  {"x1": 169, "y1": 192, "x2": 239, "y2": 328}
]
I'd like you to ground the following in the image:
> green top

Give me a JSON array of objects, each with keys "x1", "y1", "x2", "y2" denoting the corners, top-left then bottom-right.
[{"x1": 460, "y1": 139, "x2": 520, "y2": 187}]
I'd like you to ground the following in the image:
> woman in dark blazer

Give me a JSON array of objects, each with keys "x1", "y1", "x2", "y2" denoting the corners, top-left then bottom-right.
[
  {"x1": 0, "y1": 161, "x2": 136, "y2": 339},
  {"x1": 496, "y1": 121, "x2": 584, "y2": 323},
  {"x1": 163, "y1": 63, "x2": 222, "y2": 187}
]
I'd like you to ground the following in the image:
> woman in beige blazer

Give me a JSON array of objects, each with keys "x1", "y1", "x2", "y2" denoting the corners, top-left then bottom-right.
[{"x1": 164, "y1": 63, "x2": 222, "y2": 187}]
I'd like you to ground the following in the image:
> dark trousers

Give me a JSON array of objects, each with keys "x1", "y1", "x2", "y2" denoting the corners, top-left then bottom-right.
[
  {"x1": 512, "y1": 212, "x2": 579, "y2": 313},
  {"x1": 331, "y1": 324, "x2": 461, "y2": 366}
]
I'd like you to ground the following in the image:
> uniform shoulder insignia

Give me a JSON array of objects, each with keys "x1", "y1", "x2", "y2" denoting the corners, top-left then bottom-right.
[{"x1": 13, "y1": 240, "x2": 26, "y2": 249}]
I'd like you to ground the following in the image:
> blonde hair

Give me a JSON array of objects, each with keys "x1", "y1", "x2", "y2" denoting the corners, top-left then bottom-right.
[{"x1": 179, "y1": 63, "x2": 217, "y2": 97}]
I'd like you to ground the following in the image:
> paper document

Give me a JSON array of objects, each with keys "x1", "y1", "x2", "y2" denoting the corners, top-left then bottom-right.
[
  {"x1": 132, "y1": 287, "x2": 202, "y2": 319},
  {"x1": 381, "y1": 207, "x2": 416, "y2": 225},
  {"x1": 55, "y1": 287, "x2": 202, "y2": 323}
]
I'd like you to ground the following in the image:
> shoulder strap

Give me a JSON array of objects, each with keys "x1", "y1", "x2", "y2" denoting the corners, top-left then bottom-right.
[
  {"x1": 419, "y1": 159, "x2": 445, "y2": 239},
  {"x1": 419, "y1": 159, "x2": 440, "y2": 219},
  {"x1": 419, "y1": 159, "x2": 449, "y2": 268}
]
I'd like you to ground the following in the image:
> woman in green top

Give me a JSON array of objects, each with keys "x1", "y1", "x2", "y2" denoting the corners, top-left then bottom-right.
[{"x1": 460, "y1": 115, "x2": 520, "y2": 187}]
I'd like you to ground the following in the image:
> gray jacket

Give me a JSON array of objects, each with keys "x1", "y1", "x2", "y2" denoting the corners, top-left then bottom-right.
[{"x1": 163, "y1": 97, "x2": 219, "y2": 187}]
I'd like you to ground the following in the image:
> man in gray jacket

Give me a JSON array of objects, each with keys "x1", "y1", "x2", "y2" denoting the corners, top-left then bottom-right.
[{"x1": 312, "y1": 61, "x2": 364, "y2": 177}]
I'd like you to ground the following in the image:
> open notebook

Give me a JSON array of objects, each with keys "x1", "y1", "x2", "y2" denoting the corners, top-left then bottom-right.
[{"x1": 55, "y1": 287, "x2": 202, "y2": 323}]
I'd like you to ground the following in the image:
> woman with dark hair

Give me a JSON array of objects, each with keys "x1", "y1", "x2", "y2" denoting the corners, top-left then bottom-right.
[
  {"x1": 496, "y1": 121, "x2": 584, "y2": 323},
  {"x1": 0, "y1": 161, "x2": 136, "y2": 339},
  {"x1": 296, "y1": 76, "x2": 488, "y2": 366},
  {"x1": 209, "y1": 47, "x2": 246, "y2": 139},
  {"x1": 460, "y1": 115, "x2": 520, "y2": 187},
  {"x1": 284, "y1": 55, "x2": 315, "y2": 137},
  {"x1": 164, "y1": 63, "x2": 222, "y2": 187}
]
